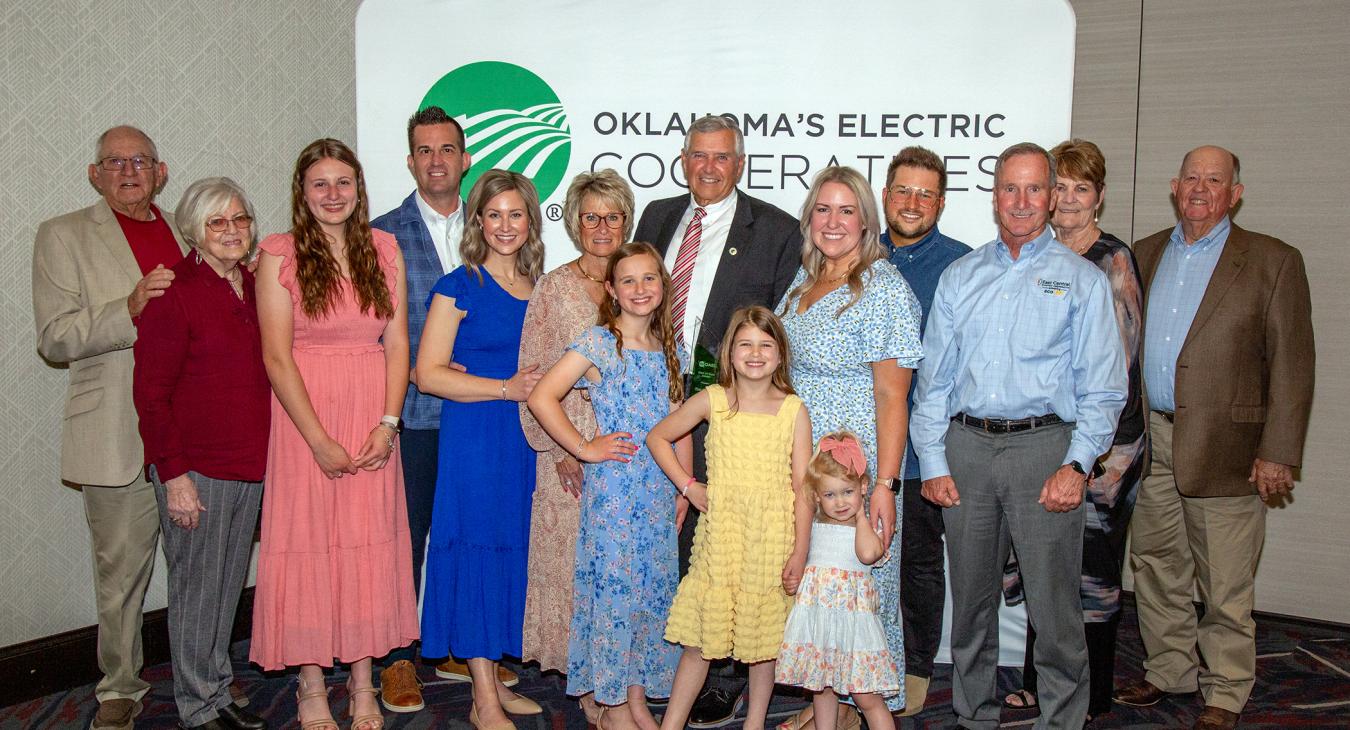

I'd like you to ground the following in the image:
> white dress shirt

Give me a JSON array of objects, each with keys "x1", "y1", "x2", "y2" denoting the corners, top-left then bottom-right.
[
  {"x1": 662, "y1": 192, "x2": 738, "y2": 346},
  {"x1": 415, "y1": 192, "x2": 465, "y2": 274}
]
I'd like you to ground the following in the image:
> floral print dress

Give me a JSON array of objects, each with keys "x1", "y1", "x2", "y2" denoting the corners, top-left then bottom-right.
[
  {"x1": 777, "y1": 522, "x2": 901, "y2": 694},
  {"x1": 564, "y1": 327, "x2": 682, "y2": 703}
]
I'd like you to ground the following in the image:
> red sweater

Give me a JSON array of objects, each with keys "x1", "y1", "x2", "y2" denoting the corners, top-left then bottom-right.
[{"x1": 133, "y1": 254, "x2": 270, "y2": 482}]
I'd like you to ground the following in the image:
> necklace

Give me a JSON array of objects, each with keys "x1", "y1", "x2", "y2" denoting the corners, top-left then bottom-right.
[
  {"x1": 824, "y1": 258, "x2": 858, "y2": 283},
  {"x1": 224, "y1": 268, "x2": 244, "y2": 300},
  {"x1": 574, "y1": 259, "x2": 605, "y2": 283},
  {"x1": 1062, "y1": 227, "x2": 1101, "y2": 255},
  {"x1": 487, "y1": 266, "x2": 519, "y2": 287}
]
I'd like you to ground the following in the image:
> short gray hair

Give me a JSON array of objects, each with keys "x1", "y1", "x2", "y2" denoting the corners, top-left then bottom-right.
[
  {"x1": 94, "y1": 125, "x2": 159, "y2": 163},
  {"x1": 173, "y1": 177, "x2": 258, "y2": 250},
  {"x1": 683, "y1": 115, "x2": 744, "y2": 157},
  {"x1": 993, "y1": 142, "x2": 1057, "y2": 189}
]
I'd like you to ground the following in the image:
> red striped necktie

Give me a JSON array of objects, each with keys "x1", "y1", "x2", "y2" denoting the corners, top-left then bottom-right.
[{"x1": 669, "y1": 206, "x2": 706, "y2": 345}]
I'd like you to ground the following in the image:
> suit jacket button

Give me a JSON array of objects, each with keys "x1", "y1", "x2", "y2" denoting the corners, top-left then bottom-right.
[{"x1": 728, "y1": 247, "x2": 738, "y2": 256}]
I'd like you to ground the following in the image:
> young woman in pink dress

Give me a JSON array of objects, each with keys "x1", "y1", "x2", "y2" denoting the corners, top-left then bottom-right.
[{"x1": 251, "y1": 138, "x2": 419, "y2": 730}]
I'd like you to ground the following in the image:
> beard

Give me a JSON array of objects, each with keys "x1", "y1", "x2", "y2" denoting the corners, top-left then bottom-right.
[{"x1": 886, "y1": 210, "x2": 936, "y2": 242}]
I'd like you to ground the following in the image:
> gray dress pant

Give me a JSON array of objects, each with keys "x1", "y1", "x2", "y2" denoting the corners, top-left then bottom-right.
[
  {"x1": 151, "y1": 467, "x2": 262, "y2": 727},
  {"x1": 943, "y1": 421, "x2": 1088, "y2": 730}
]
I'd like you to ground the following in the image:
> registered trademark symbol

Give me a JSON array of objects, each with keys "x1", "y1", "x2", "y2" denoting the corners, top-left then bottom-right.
[{"x1": 546, "y1": 204, "x2": 563, "y2": 221}]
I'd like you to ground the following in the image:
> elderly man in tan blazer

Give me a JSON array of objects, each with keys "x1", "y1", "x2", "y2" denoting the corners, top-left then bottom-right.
[
  {"x1": 32, "y1": 126, "x2": 187, "y2": 730},
  {"x1": 1114, "y1": 146, "x2": 1314, "y2": 730}
]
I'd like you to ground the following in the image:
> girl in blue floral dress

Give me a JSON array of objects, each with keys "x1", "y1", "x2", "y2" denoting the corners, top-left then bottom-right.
[{"x1": 529, "y1": 242, "x2": 690, "y2": 730}]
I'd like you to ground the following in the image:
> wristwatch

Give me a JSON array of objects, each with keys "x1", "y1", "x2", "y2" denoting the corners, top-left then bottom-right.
[
  {"x1": 875, "y1": 477, "x2": 900, "y2": 494},
  {"x1": 1067, "y1": 461, "x2": 1087, "y2": 476}
]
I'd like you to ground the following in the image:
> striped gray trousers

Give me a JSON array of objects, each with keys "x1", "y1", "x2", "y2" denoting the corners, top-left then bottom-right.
[{"x1": 150, "y1": 467, "x2": 261, "y2": 727}]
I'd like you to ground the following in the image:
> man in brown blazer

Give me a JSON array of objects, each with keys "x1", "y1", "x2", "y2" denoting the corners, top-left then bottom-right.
[
  {"x1": 1114, "y1": 146, "x2": 1314, "y2": 730},
  {"x1": 32, "y1": 126, "x2": 187, "y2": 730}
]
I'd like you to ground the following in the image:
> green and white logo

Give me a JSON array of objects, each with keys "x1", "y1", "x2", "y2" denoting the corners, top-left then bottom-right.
[{"x1": 421, "y1": 61, "x2": 571, "y2": 201}]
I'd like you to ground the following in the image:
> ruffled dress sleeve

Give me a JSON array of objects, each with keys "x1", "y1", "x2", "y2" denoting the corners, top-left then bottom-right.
[
  {"x1": 257, "y1": 233, "x2": 299, "y2": 304},
  {"x1": 856, "y1": 263, "x2": 924, "y2": 369},
  {"x1": 371, "y1": 229, "x2": 402, "y2": 315},
  {"x1": 565, "y1": 326, "x2": 612, "y2": 389}
]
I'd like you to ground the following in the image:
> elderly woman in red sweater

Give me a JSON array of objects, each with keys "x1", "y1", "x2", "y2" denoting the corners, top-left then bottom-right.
[{"x1": 133, "y1": 176, "x2": 270, "y2": 730}]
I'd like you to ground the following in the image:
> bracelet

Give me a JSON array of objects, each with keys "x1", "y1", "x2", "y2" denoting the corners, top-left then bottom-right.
[
  {"x1": 576, "y1": 436, "x2": 590, "y2": 457},
  {"x1": 681, "y1": 476, "x2": 696, "y2": 496},
  {"x1": 500, "y1": 379, "x2": 508, "y2": 400},
  {"x1": 380, "y1": 415, "x2": 400, "y2": 430},
  {"x1": 376, "y1": 425, "x2": 395, "y2": 449}
]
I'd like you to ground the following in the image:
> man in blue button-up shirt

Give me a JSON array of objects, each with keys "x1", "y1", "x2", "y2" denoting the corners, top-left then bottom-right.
[
  {"x1": 880, "y1": 145, "x2": 971, "y2": 717},
  {"x1": 910, "y1": 143, "x2": 1127, "y2": 730},
  {"x1": 1116, "y1": 147, "x2": 1314, "y2": 730}
]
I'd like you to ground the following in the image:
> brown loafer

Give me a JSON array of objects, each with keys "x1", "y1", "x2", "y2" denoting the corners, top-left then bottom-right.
[
  {"x1": 434, "y1": 658, "x2": 520, "y2": 687},
  {"x1": 91, "y1": 698, "x2": 142, "y2": 730},
  {"x1": 1113, "y1": 679, "x2": 1172, "y2": 707},
  {"x1": 379, "y1": 659, "x2": 425, "y2": 713},
  {"x1": 1193, "y1": 706, "x2": 1239, "y2": 730}
]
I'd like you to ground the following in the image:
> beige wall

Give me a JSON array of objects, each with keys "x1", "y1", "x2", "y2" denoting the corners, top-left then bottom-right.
[
  {"x1": 1069, "y1": 0, "x2": 1350, "y2": 623},
  {"x1": 2, "y1": 0, "x2": 1347, "y2": 647},
  {"x1": 0, "y1": 0, "x2": 361, "y2": 646}
]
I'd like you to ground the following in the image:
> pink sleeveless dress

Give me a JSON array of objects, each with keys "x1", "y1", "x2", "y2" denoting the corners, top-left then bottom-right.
[{"x1": 249, "y1": 231, "x2": 419, "y2": 669}]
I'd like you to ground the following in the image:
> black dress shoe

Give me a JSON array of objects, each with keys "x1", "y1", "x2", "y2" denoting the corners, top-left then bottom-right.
[
  {"x1": 217, "y1": 702, "x2": 269, "y2": 730},
  {"x1": 180, "y1": 721, "x2": 229, "y2": 730},
  {"x1": 687, "y1": 685, "x2": 745, "y2": 729}
]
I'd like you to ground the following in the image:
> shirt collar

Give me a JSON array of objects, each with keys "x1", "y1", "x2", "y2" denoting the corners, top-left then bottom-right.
[
  {"x1": 688, "y1": 190, "x2": 738, "y2": 218},
  {"x1": 883, "y1": 226, "x2": 943, "y2": 259},
  {"x1": 415, "y1": 191, "x2": 463, "y2": 226},
  {"x1": 994, "y1": 225, "x2": 1054, "y2": 264},
  {"x1": 1168, "y1": 215, "x2": 1231, "y2": 251}
]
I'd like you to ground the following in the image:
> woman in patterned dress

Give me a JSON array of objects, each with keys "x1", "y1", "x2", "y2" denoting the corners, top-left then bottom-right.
[
  {"x1": 777, "y1": 166, "x2": 924, "y2": 723},
  {"x1": 517, "y1": 171, "x2": 633, "y2": 706}
]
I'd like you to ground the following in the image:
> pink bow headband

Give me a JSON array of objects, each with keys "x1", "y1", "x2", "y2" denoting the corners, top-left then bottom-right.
[{"x1": 818, "y1": 435, "x2": 866, "y2": 477}]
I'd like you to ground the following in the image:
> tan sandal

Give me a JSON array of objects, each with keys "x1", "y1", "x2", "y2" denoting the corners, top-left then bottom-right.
[
  {"x1": 346, "y1": 682, "x2": 385, "y2": 730},
  {"x1": 296, "y1": 677, "x2": 338, "y2": 730}
]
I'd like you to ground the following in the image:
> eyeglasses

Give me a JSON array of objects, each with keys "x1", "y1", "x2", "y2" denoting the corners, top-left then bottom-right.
[
  {"x1": 579, "y1": 212, "x2": 626, "y2": 229},
  {"x1": 887, "y1": 185, "x2": 941, "y2": 208},
  {"x1": 97, "y1": 155, "x2": 158, "y2": 172},
  {"x1": 205, "y1": 214, "x2": 254, "y2": 232}
]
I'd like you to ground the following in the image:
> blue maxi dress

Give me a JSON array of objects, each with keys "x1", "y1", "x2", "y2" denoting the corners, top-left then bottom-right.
[{"x1": 421, "y1": 267, "x2": 536, "y2": 660}]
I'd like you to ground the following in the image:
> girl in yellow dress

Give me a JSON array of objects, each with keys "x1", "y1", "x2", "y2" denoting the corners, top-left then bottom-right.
[{"x1": 647, "y1": 305, "x2": 814, "y2": 730}]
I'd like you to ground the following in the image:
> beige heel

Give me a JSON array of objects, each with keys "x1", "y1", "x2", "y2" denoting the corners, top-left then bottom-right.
[
  {"x1": 346, "y1": 682, "x2": 385, "y2": 730},
  {"x1": 295, "y1": 677, "x2": 338, "y2": 730}
]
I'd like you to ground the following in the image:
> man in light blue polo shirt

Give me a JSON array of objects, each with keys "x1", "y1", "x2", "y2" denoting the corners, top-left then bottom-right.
[{"x1": 911, "y1": 142, "x2": 1127, "y2": 730}]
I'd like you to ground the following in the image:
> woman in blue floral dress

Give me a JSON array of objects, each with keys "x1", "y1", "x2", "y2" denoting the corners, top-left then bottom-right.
[
  {"x1": 778, "y1": 167, "x2": 924, "y2": 717},
  {"x1": 529, "y1": 243, "x2": 690, "y2": 730}
]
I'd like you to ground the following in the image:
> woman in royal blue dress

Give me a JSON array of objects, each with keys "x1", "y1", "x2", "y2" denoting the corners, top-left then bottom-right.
[{"x1": 416, "y1": 170, "x2": 546, "y2": 730}]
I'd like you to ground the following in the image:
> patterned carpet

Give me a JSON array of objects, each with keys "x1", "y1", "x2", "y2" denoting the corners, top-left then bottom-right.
[{"x1": 4, "y1": 597, "x2": 1348, "y2": 729}]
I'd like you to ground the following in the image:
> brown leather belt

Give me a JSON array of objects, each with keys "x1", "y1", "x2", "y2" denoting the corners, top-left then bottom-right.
[
  {"x1": 1153, "y1": 410, "x2": 1175, "y2": 423},
  {"x1": 952, "y1": 412, "x2": 1064, "y2": 434}
]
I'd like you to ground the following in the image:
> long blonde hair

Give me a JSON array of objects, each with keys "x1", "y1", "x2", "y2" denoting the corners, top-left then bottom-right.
[
  {"x1": 597, "y1": 242, "x2": 684, "y2": 403},
  {"x1": 784, "y1": 166, "x2": 885, "y2": 317}
]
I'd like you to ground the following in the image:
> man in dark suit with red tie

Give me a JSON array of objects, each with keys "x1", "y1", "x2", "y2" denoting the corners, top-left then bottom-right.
[{"x1": 633, "y1": 114, "x2": 800, "y2": 727}]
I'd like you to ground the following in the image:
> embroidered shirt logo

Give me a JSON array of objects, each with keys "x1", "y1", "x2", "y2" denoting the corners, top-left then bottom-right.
[{"x1": 1036, "y1": 278, "x2": 1071, "y2": 296}]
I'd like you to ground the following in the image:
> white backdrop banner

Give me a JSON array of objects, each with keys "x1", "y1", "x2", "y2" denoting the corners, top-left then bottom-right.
[
  {"x1": 356, "y1": 0, "x2": 1076, "y2": 666},
  {"x1": 356, "y1": 0, "x2": 1077, "y2": 270}
]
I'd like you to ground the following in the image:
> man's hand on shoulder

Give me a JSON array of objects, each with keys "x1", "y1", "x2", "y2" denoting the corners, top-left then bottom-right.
[{"x1": 128, "y1": 264, "x2": 175, "y2": 318}]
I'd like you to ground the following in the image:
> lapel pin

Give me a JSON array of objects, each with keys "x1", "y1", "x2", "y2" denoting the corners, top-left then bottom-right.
[{"x1": 728, "y1": 247, "x2": 738, "y2": 256}]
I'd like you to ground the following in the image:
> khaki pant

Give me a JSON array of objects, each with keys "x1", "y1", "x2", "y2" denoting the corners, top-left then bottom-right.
[
  {"x1": 1129, "y1": 411, "x2": 1265, "y2": 713},
  {"x1": 82, "y1": 477, "x2": 160, "y2": 703}
]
